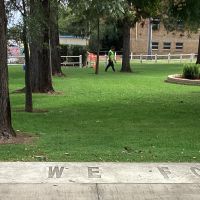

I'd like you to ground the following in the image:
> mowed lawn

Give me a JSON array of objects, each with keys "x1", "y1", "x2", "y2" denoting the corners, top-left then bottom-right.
[{"x1": 1, "y1": 63, "x2": 200, "y2": 162}]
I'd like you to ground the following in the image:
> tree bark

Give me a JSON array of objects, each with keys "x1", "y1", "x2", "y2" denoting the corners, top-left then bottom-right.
[
  {"x1": 0, "y1": 0, "x2": 16, "y2": 139},
  {"x1": 196, "y1": 35, "x2": 200, "y2": 64},
  {"x1": 121, "y1": 21, "x2": 132, "y2": 72},
  {"x1": 50, "y1": 0, "x2": 63, "y2": 76},
  {"x1": 95, "y1": 18, "x2": 100, "y2": 75},
  {"x1": 30, "y1": 0, "x2": 54, "y2": 93},
  {"x1": 22, "y1": 0, "x2": 33, "y2": 112}
]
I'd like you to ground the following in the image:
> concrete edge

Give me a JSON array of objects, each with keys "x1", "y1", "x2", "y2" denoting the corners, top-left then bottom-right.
[{"x1": 166, "y1": 74, "x2": 200, "y2": 86}]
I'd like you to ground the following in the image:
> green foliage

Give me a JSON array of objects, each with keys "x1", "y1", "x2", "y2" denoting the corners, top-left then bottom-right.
[
  {"x1": 58, "y1": 4, "x2": 124, "y2": 52},
  {"x1": 58, "y1": 6, "x2": 90, "y2": 37},
  {"x1": 7, "y1": 24, "x2": 23, "y2": 42},
  {"x1": 60, "y1": 44, "x2": 88, "y2": 65},
  {"x1": 163, "y1": 0, "x2": 200, "y2": 32},
  {"x1": 119, "y1": 0, "x2": 161, "y2": 25},
  {"x1": 183, "y1": 64, "x2": 200, "y2": 79}
]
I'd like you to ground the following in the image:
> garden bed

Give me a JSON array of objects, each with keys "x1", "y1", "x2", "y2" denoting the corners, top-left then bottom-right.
[{"x1": 167, "y1": 74, "x2": 200, "y2": 86}]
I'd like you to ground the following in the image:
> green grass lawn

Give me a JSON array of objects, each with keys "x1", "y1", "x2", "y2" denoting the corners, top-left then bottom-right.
[{"x1": 1, "y1": 63, "x2": 200, "y2": 162}]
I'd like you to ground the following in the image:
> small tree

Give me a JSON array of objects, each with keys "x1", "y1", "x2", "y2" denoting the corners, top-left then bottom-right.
[
  {"x1": 10, "y1": 0, "x2": 33, "y2": 112},
  {"x1": 68, "y1": 0, "x2": 124, "y2": 74},
  {"x1": 0, "y1": 0, "x2": 16, "y2": 139}
]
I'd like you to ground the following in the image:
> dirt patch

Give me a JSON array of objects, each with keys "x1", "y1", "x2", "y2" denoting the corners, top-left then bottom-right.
[
  {"x1": 0, "y1": 132, "x2": 38, "y2": 145},
  {"x1": 12, "y1": 88, "x2": 64, "y2": 95},
  {"x1": 46, "y1": 91, "x2": 64, "y2": 95},
  {"x1": 13, "y1": 108, "x2": 49, "y2": 113}
]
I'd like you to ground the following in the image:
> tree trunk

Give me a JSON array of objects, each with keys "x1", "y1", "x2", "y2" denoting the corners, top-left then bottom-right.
[
  {"x1": 30, "y1": 0, "x2": 54, "y2": 93},
  {"x1": 121, "y1": 21, "x2": 132, "y2": 72},
  {"x1": 0, "y1": 0, "x2": 16, "y2": 139},
  {"x1": 196, "y1": 35, "x2": 200, "y2": 64},
  {"x1": 22, "y1": 0, "x2": 33, "y2": 112},
  {"x1": 50, "y1": 0, "x2": 63, "y2": 76},
  {"x1": 95, "y1": 18, "x2": 100, "y2": 75}
]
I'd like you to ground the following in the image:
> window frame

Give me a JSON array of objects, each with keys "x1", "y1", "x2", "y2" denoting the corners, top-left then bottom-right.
[
  {"x1": 152, "y1": 42, "x2": 159, "y2": 50},
  {"x1": 163, "y1": 42, "x2": 171, "y2": 50}
]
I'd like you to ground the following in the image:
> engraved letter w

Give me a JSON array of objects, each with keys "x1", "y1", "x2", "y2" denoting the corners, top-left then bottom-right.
[{"x1": 48, "y1": 166, "x2": 64, "y2": 178}]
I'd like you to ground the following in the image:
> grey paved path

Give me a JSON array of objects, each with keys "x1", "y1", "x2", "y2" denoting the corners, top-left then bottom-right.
[{"x1": 0, "y1": 163, "x2": 200, "y2": 199}]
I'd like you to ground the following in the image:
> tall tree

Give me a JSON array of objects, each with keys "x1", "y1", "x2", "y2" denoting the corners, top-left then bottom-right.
[
  {"x1": 120, "y1": 0, "x2": 160, "y2": 72},
  {"x1": 0, "y1": 0, "x2": 16, "y2": 139},
  {"x1": 30, "y1": 0, "x2": 54, "y2": 93},
  {"x1": 197, "y1": 36, "x2": 200, "y2": 64},
  {"x1": 50, "y1": 0, "x2": 63, "y2": 76},
  {"x1": 163, "y1": 0, "x2": 200, "y2": 64}
]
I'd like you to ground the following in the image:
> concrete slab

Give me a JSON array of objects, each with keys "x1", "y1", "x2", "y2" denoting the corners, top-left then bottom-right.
[
  {"x1": 0, "y1": 162, "x2": 200, "y2": 183},
  {"x1": 97, "y1": 184, "x2": 200, "y2": 200},
  {"x1": 0, "y1": 184, "x2": 98, "y2": 200},
  {"x1": 0, "y1": 163, "x2": 200, "y2": 199},
  {"x1": 0, "y1": 184, "x2": 200, "y2": 200}
]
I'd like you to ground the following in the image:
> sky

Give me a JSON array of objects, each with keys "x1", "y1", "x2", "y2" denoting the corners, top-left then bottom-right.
[{"x1": 8, "y1": 11, "x2": 21, "y2": 28}]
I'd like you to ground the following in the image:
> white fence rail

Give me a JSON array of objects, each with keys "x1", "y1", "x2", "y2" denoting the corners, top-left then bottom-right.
[
  {"x1": 8, "y1": 53, "x2": 197, "y2": 67},
  {"x1": 61, "y1": 55, "x2": 82, "y2": 68},
  {"x1": 8, "y1": 56, "x2": 25, "y2": 64},
  {"x1": 130, "y1": 53, "x2": 197, "y2": 64},
  {"x1": 96, "y1": 53, "x2": 197, "y2": 66},
  {"x1": 7, "y1": 55, "x2": 83, "y2": 68}
]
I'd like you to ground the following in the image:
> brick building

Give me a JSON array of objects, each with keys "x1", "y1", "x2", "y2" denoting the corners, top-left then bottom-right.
[{"x1": 130, "y1": 19, "x2": 199, "y2": 55}]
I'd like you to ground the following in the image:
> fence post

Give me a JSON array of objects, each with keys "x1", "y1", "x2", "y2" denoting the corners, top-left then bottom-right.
[
  {"x1": 190, "y1": 53, "x2": 194, "y2": 63},
  {"x1": 105, "y1": 54, "x2": 108, "y2": 66},
  {"x1": 140, "y1": 54, "x2": 143, "y2": 63},
  {"x1": 155, "y1": 54, "x2": 157, "y2": 63},
  {"x1": 168, "y1": 53, "x2": 171, "y2": 64},
  {"x1": 180, "y1": 54, "x2": 183, "y2": 63},
  {"x1": 131, "y1": 52, "x2": 133, "y2": 60},
  {"x1": 79, "y1": 55, "x2": 82, "y2": 68}
]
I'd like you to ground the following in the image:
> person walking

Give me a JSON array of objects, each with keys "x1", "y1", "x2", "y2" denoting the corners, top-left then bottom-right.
[{"x1": 105, "y1": 46, "x2": 116, "y2": 72}]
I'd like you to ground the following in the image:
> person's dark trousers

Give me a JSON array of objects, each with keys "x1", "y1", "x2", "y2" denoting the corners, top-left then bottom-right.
[{"x1": 105, "y1": 60, "x2": 115, "y2": 72}]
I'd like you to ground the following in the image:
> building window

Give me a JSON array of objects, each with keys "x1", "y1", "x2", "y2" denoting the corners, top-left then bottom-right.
[
  {"x1": 152, "y1": 42, "x2": 159, "y2": 50},
  {"x1": 176, "y1": 42, "x2": 183, "y2": 50},
  {"x1": 152, "y1": 23, "x2": 160, "y2": 31},
  {"x1": 152, "y1": 19, "x2": 160, "y2": 31},
  {"x1": 163, "y1": 42, "x2": 171, "y2": 49},
  {"x1": 177, "y1": 20, "x2": 184, "y2": 31}
]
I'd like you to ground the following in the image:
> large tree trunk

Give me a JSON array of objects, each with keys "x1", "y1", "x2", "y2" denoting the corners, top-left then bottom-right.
[
  {"x1": 0, "y1": 0, "x2": 16, "y2": 139},
  {"x1": 50, "y1": 0, "x2": 63, "y2": 76},
  {"x1": 30, "y1": 0, "x2": 54, "y2": 93},
  {"x1": 95, "y1": 18, "x2": 100, "y2": 75},
  {"x1": 22, "y1": 0, "x2": 33, "y2": 112},
  {"x1": 121, "y1": 21, "x2": 132, "y2": 72},
  {"x1": 196, "y1": 35, "x2": 200, "y2": 64}
]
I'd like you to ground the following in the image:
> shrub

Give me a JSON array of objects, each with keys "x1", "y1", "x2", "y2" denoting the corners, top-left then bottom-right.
[{"x1": 182, "y1": 64, "x2": 200, "y2": 80}]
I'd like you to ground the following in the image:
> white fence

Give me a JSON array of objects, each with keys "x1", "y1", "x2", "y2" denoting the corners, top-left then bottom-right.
[
  {"x1": 8, "y1": 53, "x2": 197, "y2": 67},
  {"x1": 130, "y1": 53, "x2": 197, "y2": 64},
  {"x1": 8, "y1": 56, "x2": 25, "y2": 64},
  {"x1": 61, "y1": 55, "x2": 82, "y2": 68},
  {"x1": 96, "y1": 53, "x2": 197, "y2": 66},
  {"x1": 7, "y1": 55, "x2": 83, "y2": 68}
]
